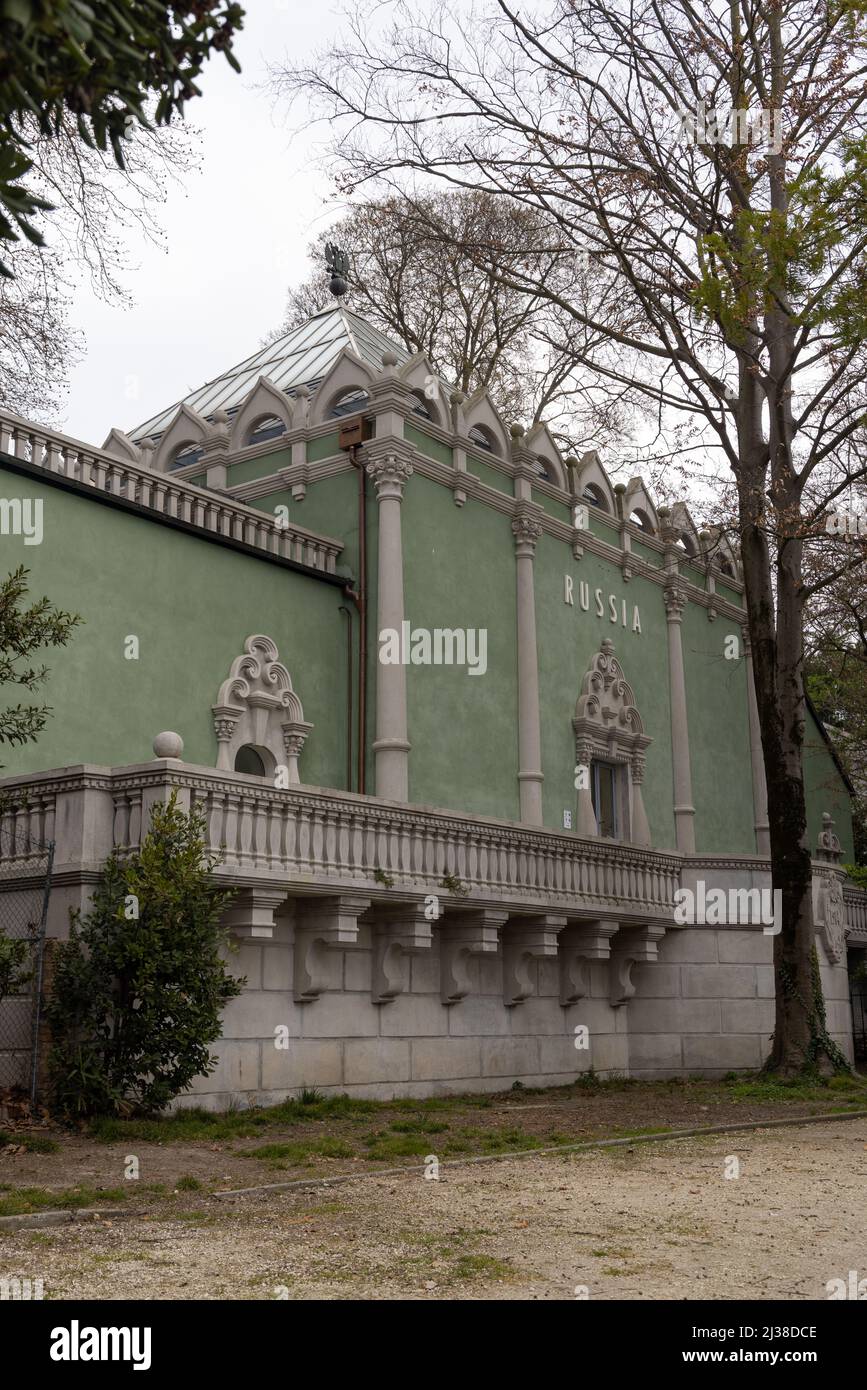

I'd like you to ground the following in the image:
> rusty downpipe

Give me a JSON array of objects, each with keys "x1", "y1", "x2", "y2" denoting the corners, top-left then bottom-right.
[{"x1": 347, "y1": 441, "x2": 367, "y2": 794}]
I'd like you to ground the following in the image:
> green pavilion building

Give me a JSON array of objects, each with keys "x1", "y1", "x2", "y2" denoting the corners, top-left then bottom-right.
[{"x1": 0, "y1": 299, "x2": 864, "y2": 1103}]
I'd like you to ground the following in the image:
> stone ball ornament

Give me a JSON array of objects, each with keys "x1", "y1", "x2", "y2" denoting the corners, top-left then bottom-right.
[{"x1": 153, "y1": 731, "x2": 184, "y2": 760}]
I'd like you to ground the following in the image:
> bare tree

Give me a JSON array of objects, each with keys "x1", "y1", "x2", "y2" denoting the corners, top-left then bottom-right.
[
  {"x1": 0, "y1": 115, "x2": 198, "y2": 421},
  {"x1": 277, "y1": 0, "x2": 867, "y2": 1074},
  {"x1": 270, "y1": 188, "x2": 603, "y2": 437}
]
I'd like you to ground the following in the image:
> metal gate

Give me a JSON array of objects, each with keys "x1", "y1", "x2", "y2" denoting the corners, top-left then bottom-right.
[{"x1": 0, "y1": 823, "x2": 54, "y2": 1106}]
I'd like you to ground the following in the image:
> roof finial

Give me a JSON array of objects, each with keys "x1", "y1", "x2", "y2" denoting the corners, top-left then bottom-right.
[{"x1": 325, "y1": 242, "x2": 350, "y2": 298}]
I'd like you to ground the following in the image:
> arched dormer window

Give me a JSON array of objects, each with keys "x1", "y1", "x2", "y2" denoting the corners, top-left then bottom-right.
[
  {"x1": 328, "y1": 388, "x2": 370, "y2": 419},
  {"x1": 170, "y1": 442, "x2": 203, "y2": 471},
  {"x1": 410, "y1": 388, "x2": 441, "y2": 424},
  {"x1": 468, "y1": 423, "x2": 499, "y2": 455},
  {"x1": 582, "y1": 482, "x2": 609, "y2": 512},
  {"x1": 247, "y1": 415, "x2": 287, "y2": 447},
  {"x1": 629, "y1": 508, "x2": 654, "y2": 534},
  {"x1": 213, "y1": 635, "x2": 313, "y2": 784}
]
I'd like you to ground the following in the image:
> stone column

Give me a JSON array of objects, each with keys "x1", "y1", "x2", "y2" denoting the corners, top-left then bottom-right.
[
  {"x1": 742, "y1": 626, "x2": 771, "y2": 856},
  {"x1": 512, "y1": 511, "x2": 545, "y2": 825},
  {"x1": 663, "y1": 584, "x2": 696, "y2": 854},
  {"x1": 367, "y1": 453, "x2": 413, "y2": 801},
  {"x1": 629, "y1": 750, "x2": 652, "y2": 848}
]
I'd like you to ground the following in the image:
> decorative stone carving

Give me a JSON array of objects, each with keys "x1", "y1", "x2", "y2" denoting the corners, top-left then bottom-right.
[
  {"x1": 663, "y1": 584, "x2": 687, "y2": 621},
  {"x1": 819, "y1": 874, "x2": 848, "y2": 964},
  {"x1": 511, "y1": 512, "x2": 543, "y2": 554},
  {"x1": 502, "y1": 915, "x2": 566, "y2": 1007},
  {"x1": 572, "y1": 639, "x2": 653, "y2": 846},
  {"x1": 817, "y1": 812, "x2": 843, "y2": 862},
  {"x1": 440, "y1": 910, "x2": 507, "y2": 1004},
  {"x1": 609, "y1": 923, "x2": 666, "y2": 1005},
  {"x1": 153, "y1": 731, "x2": 184, "y2": 760},
  {"x1": 559, "y1": 921, "x2": 619, "y2": 1005},
  {"x1": 293, "y1": 896, "x2": 371, "y2": 1002},
  {"x1": 371, "y1": 906, "x2": 433, "y2": 1003},
  {"x1": 212, "y1": 634, "x2": 312, "y2": 780},
  {"x1": 365, "y1": 453, "x2": 413, "y2": 501}
]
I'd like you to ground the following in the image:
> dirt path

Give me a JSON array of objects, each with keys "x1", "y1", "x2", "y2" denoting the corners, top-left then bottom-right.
[{"x1": 1, "y1": 1116, "x2": 865, "y2": 1300}]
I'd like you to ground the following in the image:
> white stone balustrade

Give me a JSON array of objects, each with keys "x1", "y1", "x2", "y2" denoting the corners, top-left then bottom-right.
[{"x1": 0, "y1": 409, "x2": 343, "y2": 577}]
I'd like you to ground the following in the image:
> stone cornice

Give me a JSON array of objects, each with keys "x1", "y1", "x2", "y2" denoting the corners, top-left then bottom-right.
[{"x1": 224, "y1": 439, "x2": 747, "y2": 622}]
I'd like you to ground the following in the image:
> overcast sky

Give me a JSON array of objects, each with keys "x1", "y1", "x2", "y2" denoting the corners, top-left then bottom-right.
[{"x1": 64, "y1": 5, "x2": 345, "y2": 445}]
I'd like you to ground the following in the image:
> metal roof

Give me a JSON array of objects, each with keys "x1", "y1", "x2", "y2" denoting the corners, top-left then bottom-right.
[{"x1": 130, "y1": 303, "x2": 411, "y2": 442}]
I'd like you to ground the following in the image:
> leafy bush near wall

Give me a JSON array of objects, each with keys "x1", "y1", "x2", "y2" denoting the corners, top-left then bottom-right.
[
  {"x1": 0, "y1": 928, "x2": 30, "y2": 1006},
  {"x1": 844, "y1": 863, "x2": 867, "y2": 890},
  {"x1": 47, "y1": 793, "x2": 243, "y2": 1119}
]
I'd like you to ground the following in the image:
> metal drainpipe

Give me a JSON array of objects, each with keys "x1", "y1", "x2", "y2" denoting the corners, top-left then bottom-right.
[
  {"x1": 339, "y1": 604, "x2": 354, "y2": 792},
  {"x1": 347, "y1": 442, "x2": 367, "y2": 795}
]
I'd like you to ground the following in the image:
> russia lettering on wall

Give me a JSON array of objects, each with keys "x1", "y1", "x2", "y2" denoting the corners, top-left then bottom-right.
[{"x1": 564, "y1": 575, "x2": 642, "y2": 633}]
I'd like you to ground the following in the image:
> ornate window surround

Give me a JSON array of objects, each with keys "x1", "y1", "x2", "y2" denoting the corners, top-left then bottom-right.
[
  {"x1": 572, "y1": 638, "x2": 652, "y2": 846},
  {"x1": 212, "y1": 634, "x2": 312, "y2": 782}
]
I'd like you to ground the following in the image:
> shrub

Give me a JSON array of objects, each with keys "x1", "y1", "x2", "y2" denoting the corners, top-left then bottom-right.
[
  {"x1": 47, "y1": 792, "x2": 243, "y2": 1118},
  {"x1": 0, "y1": 928, "x2": 30, "y2": 1006}
]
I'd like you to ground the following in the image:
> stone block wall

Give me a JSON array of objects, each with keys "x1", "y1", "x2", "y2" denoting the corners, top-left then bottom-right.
[{"x1": 181, "y1": 916, "x2": 855, "y2": 1110}]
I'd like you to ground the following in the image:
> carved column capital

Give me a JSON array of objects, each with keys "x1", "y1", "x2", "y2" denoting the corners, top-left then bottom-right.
[
  {"x1": 512, "y1": 511, "x2": 543, "y2": 556},
  {"x1": 366, "y1": 452, "x2": 413, "y2": 501},
  {"x1": 663, "y1": 584, "x2": 687, "y2": 621}
]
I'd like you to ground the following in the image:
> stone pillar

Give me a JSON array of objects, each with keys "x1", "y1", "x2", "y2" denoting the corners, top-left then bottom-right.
[
  {"x1": 629, "y1": 750, "x2": 652, "y2": 848},
  {"x1": 512, "y1": 511, "x2": 545, "y2": 825},
  {"x1": 367, "y1": 453, "x2": 413, "y2": 801},
  {"x1": 742, "y1": 626, "x2": 771, "y2": 856},
  {"x1": 663, "y1": 584, "x2": 696, "y2": 854}
]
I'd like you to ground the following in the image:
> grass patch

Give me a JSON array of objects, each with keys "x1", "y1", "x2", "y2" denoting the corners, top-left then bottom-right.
[
  {"x1": 175, "y1": 1175, "x2": 203, "y2": 1192},
  {"x1": 247, "y1": 1136, "x2": 355, "y2": 1166},
  {"x1": 450, "y1": 1253, "x2": 514, "y2": 1281},
  {"x1": 722, "y1": 1074, "x2": 867, "y2": 1104},
  {"x1": 454, "y1": 1126, "x2": 546, "y2": 1154},
  {"x1": 0, "y1": 1186, "x2": 127, "y2": 1217},
  {"x1": 364, "y1": 1131, "x2": 433, "y2": 1160},
  {"x1": 387, "y1": 1118, "x2": 450, "y2": 1135},
  {"x1": 0, "y1": 1133, "x2": 60, "y2": 1154}
]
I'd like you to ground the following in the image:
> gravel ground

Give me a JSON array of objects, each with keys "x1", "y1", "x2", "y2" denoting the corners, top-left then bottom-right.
[{"x1": 1, "y1": 1116, "x2": 865, "y2": 1300}]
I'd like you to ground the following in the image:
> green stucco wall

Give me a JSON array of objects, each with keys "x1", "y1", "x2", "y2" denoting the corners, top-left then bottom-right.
[
  {"x1": 400, "y1": 474, "x2": 519, "y2": 819},
  {"x1": 0, "y1": 464, "x2": 349, "y2": 788},
  {"x1": 680, "y1": 604, "x2": 754, "y2": 854}
]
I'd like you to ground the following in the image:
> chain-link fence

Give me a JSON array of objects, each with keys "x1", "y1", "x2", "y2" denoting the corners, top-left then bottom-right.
[{"x1": 0, "y1": 823, "x2": 54, "y2": 1105}]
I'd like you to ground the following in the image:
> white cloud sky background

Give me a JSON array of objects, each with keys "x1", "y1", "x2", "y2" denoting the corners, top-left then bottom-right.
[{"x1": 63, "y1": 4, "x2": 345, "y2": 444}]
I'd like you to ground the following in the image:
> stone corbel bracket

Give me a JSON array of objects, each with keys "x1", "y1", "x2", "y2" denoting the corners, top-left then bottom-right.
[
  {"x1": 371, "y1": 906, "x2": 434, "y2": 1004},
  {"x1": 223, "y1": 889, "x2": 286, "y2": 941},
  {"x1": 440, "y1": 910, "x2": 508, "y2": 1004},
  {"x1": 294, "y1": 895, "x2": 371, "y2": 1002},
  {"x1": 559, "y1": 920, "x2": 619, "y2": 1005},
  {"x1": 503, "y1": 914, "x2": 567, "y2": 1007},
  {"x1": 609, "y1": 923, "x2": 666, "y2": 1005}
]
